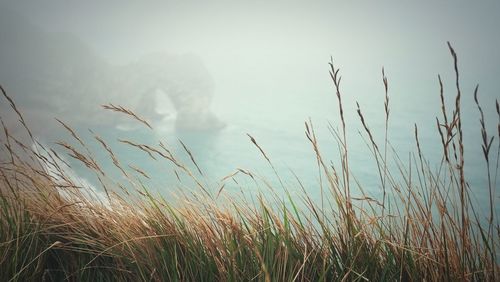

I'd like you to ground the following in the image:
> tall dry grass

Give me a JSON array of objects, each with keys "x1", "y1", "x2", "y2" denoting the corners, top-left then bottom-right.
[{"x1": 0, "y1": 43, "x2": 499, "y2": 281}]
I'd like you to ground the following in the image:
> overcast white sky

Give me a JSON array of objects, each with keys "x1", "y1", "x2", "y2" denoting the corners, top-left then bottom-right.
[{"x1": 1, "y1": 1, "x2": 499, "y2": 139}]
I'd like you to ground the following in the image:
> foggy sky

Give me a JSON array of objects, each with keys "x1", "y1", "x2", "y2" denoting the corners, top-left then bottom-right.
[{"x1": 1, "y1": 1, "x2": 500, "y2": 141}]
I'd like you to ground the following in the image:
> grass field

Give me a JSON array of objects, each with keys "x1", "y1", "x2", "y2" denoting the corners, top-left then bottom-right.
[{"x1": 1, "y1": 43, "x2": 499, "y2": 281}]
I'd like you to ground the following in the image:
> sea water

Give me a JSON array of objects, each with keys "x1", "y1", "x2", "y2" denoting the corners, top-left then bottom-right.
[{"x1": 63, "y1": 94, "x2": 498, "y2": 218}]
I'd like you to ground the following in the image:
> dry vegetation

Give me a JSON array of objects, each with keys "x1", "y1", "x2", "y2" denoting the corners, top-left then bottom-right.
[{"x1": 1, "y1": 43, "x2": 499, "y2": 281}]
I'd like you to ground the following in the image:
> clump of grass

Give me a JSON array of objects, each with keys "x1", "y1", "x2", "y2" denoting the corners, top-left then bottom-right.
[{"x1": 1, "y1": 43, "x2": 499, "y2": 281}]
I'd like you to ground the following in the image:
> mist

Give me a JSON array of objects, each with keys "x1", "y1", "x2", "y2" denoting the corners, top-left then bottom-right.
[{"x1": 1, "y1": 1, "x2": 499, "y2": 198}]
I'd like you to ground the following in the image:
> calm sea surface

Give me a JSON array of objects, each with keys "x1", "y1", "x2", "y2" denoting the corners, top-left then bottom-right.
[{"x1": 66, "y1": 101, "x2": 498, "y2": 216}]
